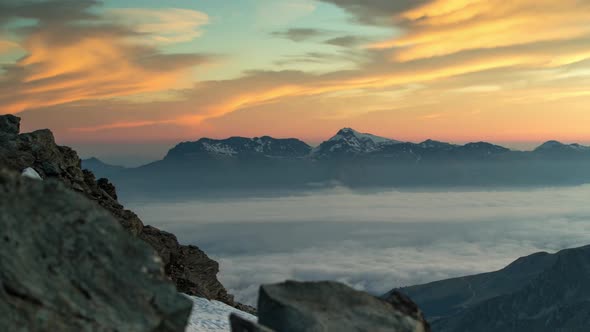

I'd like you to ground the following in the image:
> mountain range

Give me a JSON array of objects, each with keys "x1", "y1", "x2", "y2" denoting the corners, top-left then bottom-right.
[
  {"x1": 83, "y1": 128, "x2": 590, "y2": 196},
  {"x1": 389, "y1": 245, "x2": 590, "y2": 331}
]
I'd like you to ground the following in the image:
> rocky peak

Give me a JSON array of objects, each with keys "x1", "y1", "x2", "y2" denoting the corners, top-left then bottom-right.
[
  {"x1": 459, "y1": 142, "x2": 510, "y2": 155},
  {"x1": 535, "y1": 140, "x2": 590, "y2": 152},
  {"x1": 420, "y1": 139, "x2": 456, "y2": 149},
  {"x1": 165, "y1": 136, "x2": 311, "y2": 160},
  {"x1": 536, "y1": 140, "x2": 566, "y2": 150},
  {"x1": 0, "y1": 114, "x2": 251, "y2": 314},
  {"x1": 332, "y1": 127, "x2": 396, "y2": 144},
  {"x1": 0, "y1": 114, "x2": 19, "y2": 136},
  {"x1": 312, "y1": 128, "x2": 401, "y2": 157}
]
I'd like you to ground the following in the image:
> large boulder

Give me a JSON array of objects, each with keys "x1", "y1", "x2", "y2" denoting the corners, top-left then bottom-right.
[
  {"x1": 381, "y1": 291, "x2": 430, "y2": 331},
  {"x1": 0, "y1": 114, "x2": 250, "y2": 312},
  {"x1": 254, "y1": 281, "x2": 429, "y2": 332},
  {"x1": 0, "y1": 170, "x2": 192, "y2": 331}
]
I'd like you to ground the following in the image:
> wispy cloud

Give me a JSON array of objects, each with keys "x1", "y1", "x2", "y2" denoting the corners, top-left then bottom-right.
[
  {"x1": 271, "y1": 28, "x2": 326, "y2": 42},
  {"x1": 107, "y1": 8, "x2": 209, "y2": 44},
  {"x1": 370, "y1": 0, "x2": 590, "y2": 62},
  {"x1": 324, "y1": 35, "x2": 370, "y2": 47},
  {"x1": 0, "y1": 1, "x2": 210, "y2": 114},
  {"x1": 0, "y1": 40, "x2": 19, "y2": 54}
]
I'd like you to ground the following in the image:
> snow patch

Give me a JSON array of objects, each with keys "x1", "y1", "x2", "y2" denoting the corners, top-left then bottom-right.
[
  {"x1": 21, "y1": 167, "x2": 42, "y2": 180},
  {"x1": 202, "y1": 142, "x2": 237, "y2": 156},
  {"x1": 313, "y1": 128, "x2": 402, "y2": 155},
  {"x1": 184, "y1": 294, "x2": 256, "y2": 332},
  {"x1": 333, "y1": 128, "x2": 397, "y2": 145}
]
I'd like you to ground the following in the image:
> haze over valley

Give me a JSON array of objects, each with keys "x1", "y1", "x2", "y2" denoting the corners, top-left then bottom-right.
[{"x1": 127, "y1": 185, "x2": 590, "y2": 306}]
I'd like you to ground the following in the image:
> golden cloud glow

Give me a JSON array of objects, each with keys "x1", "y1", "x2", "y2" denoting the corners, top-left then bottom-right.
[
  {"x1": 71, "y1": 120, "x2": 175, "y2": 132},
  {"x1": 4, "y1": 37, "x2": 197, "y2": 112},
  {"x1": 0, "y1": 9, "x2": 208, "y2": 114},
  {"x1": 370, "y1": 0, "x2": 590, "y2": 62},
  {"x1": 0, "y1": 40, "x2": 19, "y2": 54},
  {"x1": 3, "y1": 0, "x2": 590, "y2": 144}
]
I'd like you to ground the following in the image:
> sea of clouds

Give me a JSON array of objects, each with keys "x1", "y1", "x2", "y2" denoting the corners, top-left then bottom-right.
[{"x1": 128, "y1": 185, "x2": 590, "y2": 306}]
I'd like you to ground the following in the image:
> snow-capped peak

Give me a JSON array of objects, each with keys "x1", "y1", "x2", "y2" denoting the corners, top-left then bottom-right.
[
  {"x1": 330, "y1": 128, "x2": 399, "y2": 145},
  {"x1": 312, "y1": 128, "x2": 402, "y2": 157}
]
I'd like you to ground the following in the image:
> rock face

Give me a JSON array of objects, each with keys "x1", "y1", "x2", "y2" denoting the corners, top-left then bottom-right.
[
  {"x1": 246, "y1": 281, "x2": 429, "y2": 332},
  {"x1": 0, "y1": 170, "x2": 191, "y2": 331},
  {"x1": 381, "y1": 291, "x2": 430, "y2": 330},
  {"x1": 164, "y1": 136, "x2": 312, "y2": 161},
  {"x1": 0, "y1": 114, "x2": 248, "y2": 312}
]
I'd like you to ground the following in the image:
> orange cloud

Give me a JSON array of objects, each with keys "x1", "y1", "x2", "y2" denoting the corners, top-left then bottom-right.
[
  {"x1": 0, "y1": 40, "x2": 19, "y2": 54},
  {"x1": 370, "y1": 0, "x2": 590, "y2": 62},
  {"x1": 4, "y1": 0, "x2": 590, "y2": 145},
  {"x1": 0, "y1": 4, "x2": 209, "y2": 114},
  {"x1": 71, "y1": 120, "x2": 176, "y2": 132}
]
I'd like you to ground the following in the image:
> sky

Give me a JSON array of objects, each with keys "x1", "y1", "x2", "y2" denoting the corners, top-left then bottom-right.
[
  {"x1": 1, "y1": 0, "x2": 590, "y2": 164},
  {"x1": 129, "y1": 185, "x2": 590, "y2": 305}
]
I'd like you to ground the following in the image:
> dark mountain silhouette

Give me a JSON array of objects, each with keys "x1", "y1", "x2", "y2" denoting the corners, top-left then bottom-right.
[
  {"x1": 83, "y1": 128, "x2": 590, "y2": 197},
  {"x1": 390, "y1": 245, "x2": 590, "y2": 332}
]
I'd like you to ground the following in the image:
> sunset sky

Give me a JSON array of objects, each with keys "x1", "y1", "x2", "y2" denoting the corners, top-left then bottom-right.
[{"x1": 1, "y1": 0, "x2": 590, "y2": 165}]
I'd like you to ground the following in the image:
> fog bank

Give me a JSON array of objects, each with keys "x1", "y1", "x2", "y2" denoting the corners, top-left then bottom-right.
[{"x1": 128, "y1": 185, "x2": 590, "y2": 305}]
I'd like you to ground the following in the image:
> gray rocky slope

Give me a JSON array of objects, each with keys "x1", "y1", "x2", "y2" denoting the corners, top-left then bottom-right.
[
  {"x1": 0, "y1": 114, "x2": 252, "y2": 313},
  {"x1": 393, "y1": 245, "x2": 590, "y2": 332},
  {"x1": 0, "y1": 170, "x2": 192, "y2": 331}
]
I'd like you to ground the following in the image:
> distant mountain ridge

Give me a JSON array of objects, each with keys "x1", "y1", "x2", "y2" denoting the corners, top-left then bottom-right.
[
  {"x1": 163, "y1": 128, "x2": 590, "y2": 161},
  {"x1": 82, "y1": 128, "x2": 590, "y2": 195},
  {"x1": 86, "y1": 128, "x2": 590, "y2": 164},
  {"x1": 164, "y1": 136, "x2": 311, "y2": 160}
]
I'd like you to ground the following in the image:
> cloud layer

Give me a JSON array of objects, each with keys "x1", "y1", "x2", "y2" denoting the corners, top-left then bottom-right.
[{"x1": 129, "y1": 185, "x2": 590, "y2": 305}]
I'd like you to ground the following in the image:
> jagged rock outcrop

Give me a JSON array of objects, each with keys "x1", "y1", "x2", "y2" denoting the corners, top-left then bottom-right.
[
  {"x1": 0, "y1": 170, "x2": 191, "y2": 331},
  {"x1": 140, "y1": 225, "x2": 254, "y2": 312},
  {"x1": 231, "y1": 280, "x2": 430, "y2": 332},
  {"x1": 0, "y1": 114, "x2": 249, "y2": 312},
  {"x1": 381, "y1": 291, "x2": 430, "y2": 330}
]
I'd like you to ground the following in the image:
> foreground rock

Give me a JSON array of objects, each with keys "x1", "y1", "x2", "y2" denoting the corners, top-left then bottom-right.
[
  {"x1": 0, "y1": 171, "x2": 191, "y2": 331},
  {"x1": 231, "y1": 280, "x2": 430, "y2": 332},
  {"x1": 0, "y1": 114, "x2": 250, "y2": 313}
]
